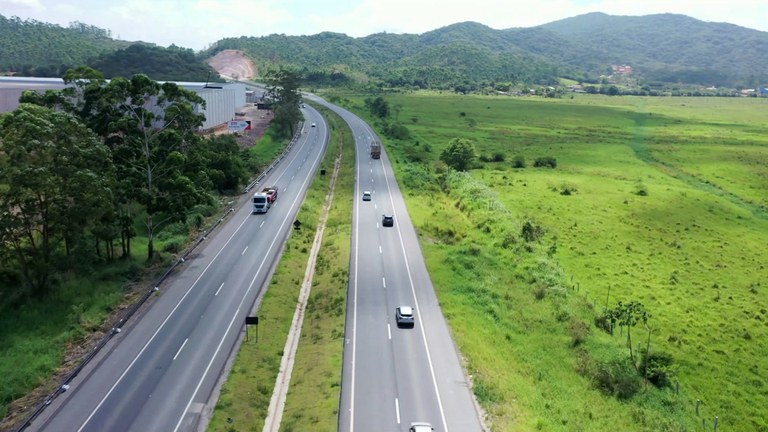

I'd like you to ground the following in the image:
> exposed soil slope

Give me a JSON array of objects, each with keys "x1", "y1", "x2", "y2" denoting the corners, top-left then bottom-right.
[{"x1": 207, "y1": 49, "x2": 257, "y2": 80}]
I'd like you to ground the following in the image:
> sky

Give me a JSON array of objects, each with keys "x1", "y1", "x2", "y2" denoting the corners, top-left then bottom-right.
[{"x1": 2, "y1": 0, "x2": 767, "y2": 51}]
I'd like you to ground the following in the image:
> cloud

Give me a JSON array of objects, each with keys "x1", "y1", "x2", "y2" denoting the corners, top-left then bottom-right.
[{"x1": 0, "y1": 0, "x2": 44, "y2": 14}]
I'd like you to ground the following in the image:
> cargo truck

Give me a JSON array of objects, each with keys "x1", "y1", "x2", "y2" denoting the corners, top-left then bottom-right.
[
  {"x1": 370, "y1": 142, "x2": 381, "y2": 159},
  {"x1": 253, "y1": 192, "x2": 270, "y2": 213},
  {"x1": 253, "y1": 186, "x2": 278, "y2": 214},
  {"x1": 263, "y1": 186, "x2": 278, "y2": 204}
]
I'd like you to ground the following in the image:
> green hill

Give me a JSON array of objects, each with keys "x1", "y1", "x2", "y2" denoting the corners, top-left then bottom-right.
[
  {"x1": 0, "y1": 14, "x2": 220, "y2": 81},
  {"x1": 209, "y1": 13, "x2": 768, "y2": 88},
  {"x1": 0, "y1": 15, "x2": 125, "y2": 77},
  {"x1": 539, "y1": 12, "x2": 768, "y2": 86}
]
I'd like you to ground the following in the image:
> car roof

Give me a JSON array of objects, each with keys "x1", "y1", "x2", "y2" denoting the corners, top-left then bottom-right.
[
  {"x1": 363, "y1": 191, "x2": 371, "y2": 194},
  {"x1": 398, "y1": 306, "x2": 413, "y2": 315}
]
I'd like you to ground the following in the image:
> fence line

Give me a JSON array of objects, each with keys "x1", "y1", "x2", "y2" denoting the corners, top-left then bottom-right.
[{"x1": 568, "y1": 275, "x2": 721, "y2": 431}]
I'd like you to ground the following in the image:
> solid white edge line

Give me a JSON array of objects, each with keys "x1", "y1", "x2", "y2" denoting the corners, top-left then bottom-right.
[
  {"x1": 173, "y1": 339, "x2": 188, "y2": 361},
  {"x1": 350, "y1": 129, "x2": 361, "y2": 432},
  {"x1": 382, "y1": 133, "x2": 450, "y2": 432},
  {"x1": 77, "y1": 209, "x2": 256, "y2": 432},
  {"x1": 173, "y1": 118, "x2": 327, "y2": 432}
]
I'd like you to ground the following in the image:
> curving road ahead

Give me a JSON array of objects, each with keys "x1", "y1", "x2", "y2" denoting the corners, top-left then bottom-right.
[
  {"x1": 308, "y1": 96, "x2": 485, "y2": 432},
  {"x1": 29, "y1": 107, "x2": 329, "y2": 432}
]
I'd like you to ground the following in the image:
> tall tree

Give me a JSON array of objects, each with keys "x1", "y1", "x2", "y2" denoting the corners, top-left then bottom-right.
[
  {"x1": 0, "y1": 104, "x2": 114, "y2": 297},
  {"x1": 265, "y1": 68, "x2": 302, "y2": 138},
  {"x1": 101, "y1": 74, "x2": 208, "y2": 260}
]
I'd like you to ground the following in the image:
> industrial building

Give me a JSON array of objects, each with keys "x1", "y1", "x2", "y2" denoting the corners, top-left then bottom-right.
[{"x1": 0, "y1": 77, "x2": 249, "y2": 131}]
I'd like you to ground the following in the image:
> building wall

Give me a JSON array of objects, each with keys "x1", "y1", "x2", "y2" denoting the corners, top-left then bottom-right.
[
  {"x1": 0, "y1": 77, "x2": 248, "y2": 131},
  {"x1": 197, "y1": 89, "x2": 237, "y2": 130}
]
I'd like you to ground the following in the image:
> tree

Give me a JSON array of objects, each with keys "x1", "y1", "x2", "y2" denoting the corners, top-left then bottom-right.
[
  {"x1": 439, "y1": 138, "x2": 476, "y2": 171},
  {"x1": 100, "y1": 74, "x2": 208, "y2": 260},
  {"x1": 265, "y1": 68, "x2": 302, "y2": 138},
  {"x1": 364, "y1": 96, "x2": 390, "y2": 118},
  {"x1": 611, "y1": 301, "x2": 650, "y2": 366},
  {"x1": 0, "y1": 104, "x2": 114, "y2": 297}
]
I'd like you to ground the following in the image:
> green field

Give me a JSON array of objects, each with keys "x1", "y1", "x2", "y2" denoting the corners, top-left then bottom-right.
[{"x1": 325, "y1": 92, "x2": 768, "y2": 431}]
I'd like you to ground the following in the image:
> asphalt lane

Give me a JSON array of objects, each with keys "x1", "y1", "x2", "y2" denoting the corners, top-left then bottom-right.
[
  {"x1": 306, "y1": 96, "x2": 484, "y2": 432},
  {"x1": 31, "y1": 107, "x2": 329, "y2": 432}
]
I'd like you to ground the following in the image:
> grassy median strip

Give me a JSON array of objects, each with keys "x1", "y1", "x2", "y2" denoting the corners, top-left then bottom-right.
[{"x1": 208, "y1": 106, "x2": 354, "y2": 432}]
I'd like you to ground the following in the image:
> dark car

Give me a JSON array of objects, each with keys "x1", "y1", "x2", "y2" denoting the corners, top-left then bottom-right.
[
  {"x1": 382, "y1": 214, "x2": 394, "y2": 227},
  {"x1": 396, "y1": 306, "x2": 414, "y2": 327}
]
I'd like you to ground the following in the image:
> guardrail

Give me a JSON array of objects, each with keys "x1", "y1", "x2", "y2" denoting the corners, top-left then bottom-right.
[
  {"x1": 14, "y1": 121, "x2": 305, "y2": 432},
  {"x1": 244, "y1": 122, "x2": 304, "y2": 193}
]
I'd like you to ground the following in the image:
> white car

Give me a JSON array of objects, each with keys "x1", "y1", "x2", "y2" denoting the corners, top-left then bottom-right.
[
  {"x1": 409, "y1": 422, "x2": 434, "y2": 432},
  {"x1": 362, "y1": 191, "x2": 372, "y2": 201},
  {"x1": 311, "y1": 122, "x2": 316, "y2": 127}
]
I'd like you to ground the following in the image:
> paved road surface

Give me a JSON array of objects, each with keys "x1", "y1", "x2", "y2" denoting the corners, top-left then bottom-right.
[
  {"x1": 308, "y1": 96, "x2": 485, "y2": 432},
  {"x1": 30, "y1": 107, "x2": 328, "y2": 432}
]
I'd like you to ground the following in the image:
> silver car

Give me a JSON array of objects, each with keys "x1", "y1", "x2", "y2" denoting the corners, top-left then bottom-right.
[{"x1": 396, "y1": 306, "x2": 414, "y2": 327}]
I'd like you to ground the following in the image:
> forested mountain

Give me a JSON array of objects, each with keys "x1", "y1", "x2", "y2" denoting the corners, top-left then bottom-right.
[
  {"x1": 208, "y1": 26, "x2": 563, "y2": 90},
  {"x1": 0, "y1": 14, "x2": 220, "y2": 81},
  {"x1": 90, "y1": 44, "x2": 221, "y2": 82},
  {"x1": 0, "y1": 15, "x2": 125, "y2": 77},
  {"x1": 3, "y1": 12, "x2": 766, "y2": 88},
  {"x1": 539, "y1": 13, "x2": 768, "y2": 87},
  {"x1": 209, "y1": 13, "x2": 768, "y2": 88}
]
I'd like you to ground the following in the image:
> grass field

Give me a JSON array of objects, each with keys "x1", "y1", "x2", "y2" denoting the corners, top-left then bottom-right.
[
  {"x1": 327, "y1": 92, "x2": 768, "y2": 431},
  {"x1": 208, "y1": 105, "x2": 354, "y2": 432}
]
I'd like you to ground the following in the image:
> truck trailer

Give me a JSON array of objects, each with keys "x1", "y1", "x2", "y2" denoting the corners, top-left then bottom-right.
[{"x1": 370, "y1": 143, "x2": 381, "y2": 159}]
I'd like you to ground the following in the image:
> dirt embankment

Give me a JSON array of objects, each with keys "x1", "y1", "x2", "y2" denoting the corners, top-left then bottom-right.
[{"x1": 207, "y1": 50, "x2": 258, "y2": 81}]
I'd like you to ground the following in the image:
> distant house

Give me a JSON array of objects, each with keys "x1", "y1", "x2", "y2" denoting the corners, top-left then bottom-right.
[
  {"x1": 760, "y1": 87, "x2": 768, "y2": 96},
  {"x1": 611, "y1": 65, "x2": 633, "y2": 75}
]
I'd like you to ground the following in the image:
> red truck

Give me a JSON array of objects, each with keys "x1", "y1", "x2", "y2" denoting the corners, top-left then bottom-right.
[{"x1": 263, "y1": 186, "x2": 278, "y2": 204}]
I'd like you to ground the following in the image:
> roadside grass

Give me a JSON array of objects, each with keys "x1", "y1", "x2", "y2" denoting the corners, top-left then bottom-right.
[
  {"x1": 208, "y1": 105, "x2": 353, "y2": 432},
  {"x1": 329, "y1": 92, "x2": 768, "y2": 431},
  {"x1": 0, "y1": 265, "x2": 136, "y2": 421},
  {"x1": 0, "y1": 133, "x2": 287, "y2": 428}
]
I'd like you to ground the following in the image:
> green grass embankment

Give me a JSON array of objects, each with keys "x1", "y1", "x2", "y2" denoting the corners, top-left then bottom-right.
[{"x1": 327, "y1": 92, "x2": 768, "y2": 431}]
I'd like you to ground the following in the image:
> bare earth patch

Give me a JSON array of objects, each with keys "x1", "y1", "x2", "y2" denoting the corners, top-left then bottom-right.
[{"x1": 207, "y1": 49, "x2": 257, "y2": 81}]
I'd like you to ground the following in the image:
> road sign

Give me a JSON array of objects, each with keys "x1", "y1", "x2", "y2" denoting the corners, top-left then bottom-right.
[{"x1": 228, "y1": 120, "x2": 251, "y2": 132}]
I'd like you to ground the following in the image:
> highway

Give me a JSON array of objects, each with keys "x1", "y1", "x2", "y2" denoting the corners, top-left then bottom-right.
[
  {"x1": 29, "y1": 107, "x2": 328, "y2": 432},
  {"x1": 308, "y1": 97, "x2": 485, "y2": 432}
]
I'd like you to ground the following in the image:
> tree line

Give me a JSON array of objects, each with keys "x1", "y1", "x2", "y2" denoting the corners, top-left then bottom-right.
[{"x1": 0, "y1": 68, "x2": 265, "y2": 302}]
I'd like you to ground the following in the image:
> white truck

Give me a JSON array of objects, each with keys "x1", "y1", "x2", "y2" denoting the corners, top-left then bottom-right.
[{"x1": 252, "y1": 192, "x2": 270, "y2": 213}]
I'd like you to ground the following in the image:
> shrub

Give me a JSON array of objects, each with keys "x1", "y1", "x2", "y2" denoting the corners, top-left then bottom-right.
[
  {"x1": 521, "y1": 219, "x2": 545, "y2": 242},
  {"x1": 492, "y1": 152, "x2": 505, "y2": 162},
  {"x1": 569, "y1": 318, "x2": 590, "y2": 347},
  {"x1": 534, "y1": 156, "x2": 557, "y2": 168},
  {"x1": 512, "y1": 155, "x2": 526, "y2": 168},
  {"x1": 640, "y1": 350, "x2": 676, "y2": 388},
  {"x1": 594, "y1": 357, "x2": 641, "y2": 399},
  {"x1": 635, "y1": 182, "x2": 649, "y2": 196}
]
